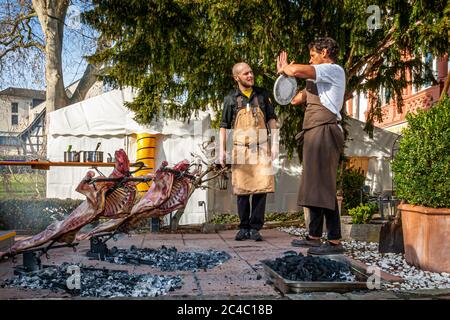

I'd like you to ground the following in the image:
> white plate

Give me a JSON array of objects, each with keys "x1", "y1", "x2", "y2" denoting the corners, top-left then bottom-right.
[{"x1": 273, "y1": 75, "x2": 297, "y2": 105}]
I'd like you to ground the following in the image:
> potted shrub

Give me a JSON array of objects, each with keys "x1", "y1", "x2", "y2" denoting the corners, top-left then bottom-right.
[
  {"x1": 340, "y1": 203, "x2": 382, "y2": 242},
  {"x1": 392, "y1": 97, "x2": 450, "y2": 273}
]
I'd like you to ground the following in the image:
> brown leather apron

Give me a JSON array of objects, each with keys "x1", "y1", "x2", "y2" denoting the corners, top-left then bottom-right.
[
  {"x1": 297, "y1": 81, "x2": 344, "y2": 211},
  {"x1": 231, "y1": 96, "x2": 275, "y2": 195}
]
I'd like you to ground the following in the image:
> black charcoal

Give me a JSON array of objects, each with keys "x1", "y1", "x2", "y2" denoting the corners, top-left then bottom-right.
[
  {"x1": 1, "y1": 262, "x2": 182, "y2": 298},
  {"x1": 102, "y1": 245, "x2": 231, "y2": 272}
]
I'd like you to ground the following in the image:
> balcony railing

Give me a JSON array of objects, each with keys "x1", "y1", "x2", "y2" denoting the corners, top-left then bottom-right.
[{"x1": 374, "y1": 85, "x2": 441, "y2": 127}]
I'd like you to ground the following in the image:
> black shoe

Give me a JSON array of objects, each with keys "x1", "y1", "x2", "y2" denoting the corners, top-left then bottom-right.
[
  {"x1": 249, "y1": 229, "x2": 263, "y2": 241},
  {"x1": 291, "y1": 236, "x2": 322, "y2": 247},
  {"x1": 235, "y1": 229, "x2": 250, "y2": 241},
  {"x1": 307, "y1": 241, "x2": 345, "y2": 255}
]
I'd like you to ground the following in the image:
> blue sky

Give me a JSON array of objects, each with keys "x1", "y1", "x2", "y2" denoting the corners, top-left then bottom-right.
[{"x1": 0, "y1": 0, "x2": 98, "y2": 91}]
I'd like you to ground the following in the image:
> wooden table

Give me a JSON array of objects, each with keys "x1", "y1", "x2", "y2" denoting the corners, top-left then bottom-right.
[{"x1": 0, "y1": 161, "x2": 115, "y2": 170}]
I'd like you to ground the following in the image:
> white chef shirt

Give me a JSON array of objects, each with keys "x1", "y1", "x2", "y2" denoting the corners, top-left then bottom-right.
[{"x1": 311, "y1": 63, "x2": 346, "y2": 121}]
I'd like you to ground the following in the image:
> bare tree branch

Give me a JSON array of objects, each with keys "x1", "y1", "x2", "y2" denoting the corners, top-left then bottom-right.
[
  {"x1": 0, "y1": 4, "x2": 43, "y2": 57},
  {"x1": 68, "y1": 36, "x2": 107, "y2": 104}
]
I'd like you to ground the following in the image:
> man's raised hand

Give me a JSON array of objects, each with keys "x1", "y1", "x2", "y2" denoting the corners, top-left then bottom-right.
[{"x1": 276, "y1": 51, "x2": 288, "y2": 74}]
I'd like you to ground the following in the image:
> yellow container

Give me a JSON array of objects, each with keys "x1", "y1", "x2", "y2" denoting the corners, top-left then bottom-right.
[
  {"x1": 135, "y1": 158, "x2": 155, "y2": 169},
  {"x1": 135, "y1": 133, "x2": 157, "y2": 193},
  {"x1": 134, "y1": 168, "x2": 153, "y2": 177},
  {"x1": 137, "y1": 181, "x2": 152, "y2": 193},
  {"x1": 137, "y1": 135, "x2": 156, "y2": 149},
  {"x1": 137, "y1": 147, "x2": 155, "y2": 159}
]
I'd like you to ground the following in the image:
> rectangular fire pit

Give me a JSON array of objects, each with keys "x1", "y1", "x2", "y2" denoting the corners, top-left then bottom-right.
[{"x1": 262, "y1": 255, "x2": 373, "y2": 294}]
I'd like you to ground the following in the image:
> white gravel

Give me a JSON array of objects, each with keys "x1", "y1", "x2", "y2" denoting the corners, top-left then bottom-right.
[{"x1": 278, "y1": 226, "x2": 450, "y2": 291}]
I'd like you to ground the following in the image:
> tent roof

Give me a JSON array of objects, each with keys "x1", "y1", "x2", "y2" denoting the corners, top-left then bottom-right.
[
  {"x1": 48, "y1": 88, "x2": 210, "y2": 136},
  {"x1": 345, "y1": 117, "x2": 400, "y2": 158}
]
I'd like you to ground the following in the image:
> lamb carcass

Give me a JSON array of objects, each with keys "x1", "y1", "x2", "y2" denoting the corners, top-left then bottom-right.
[
  {"x1": 77, "y1": 160, "x2": 191, "y2": 238},
  {"x1": 0, "y1": 149, "x2": 136, "y2": 258}
]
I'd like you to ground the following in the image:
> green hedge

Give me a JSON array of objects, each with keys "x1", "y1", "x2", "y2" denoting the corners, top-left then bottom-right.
[
  {"x1": 210, "y1": 212, "x2": 303, "y2": 224},
  {"x1": 0, "y1": 198, "x2": 83, "y2": 233},
  {"x1": 392, "y1": 98, "x2": 450, "y2": 208},
  {"x1": 337, "y1": 166, "x2": 367, "y2": 214}
]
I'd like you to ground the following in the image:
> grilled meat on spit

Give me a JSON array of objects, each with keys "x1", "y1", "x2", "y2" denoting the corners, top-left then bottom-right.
[
  {"x1": 77, "y1": 160, "x2": 192, "y2": 238},
  {"x1": 0, "y1": 141, "x2": 227, "y2": 259},
  {"x1": 0, "y1": 149, "x2": 136, "y2": 259}
]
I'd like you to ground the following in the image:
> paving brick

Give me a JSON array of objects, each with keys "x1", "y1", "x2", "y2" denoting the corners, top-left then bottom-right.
[
  {"x1": 0, "y1": 229, "x2": 440, "y2": 300},
  {"x1": 143, "y1": 233, "x2": 183, "y2": 240},
  {"x1": 182, "y1": 233, "x2": 222, "y2": 240},
  {"x1": 182, "y1": 239, "x2": 229, "y2": 249}
]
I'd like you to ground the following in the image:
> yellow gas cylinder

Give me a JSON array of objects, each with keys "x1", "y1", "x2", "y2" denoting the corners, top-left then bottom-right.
[{"x1": 135, "y1": 133, "x2": 157, "y2": 195}]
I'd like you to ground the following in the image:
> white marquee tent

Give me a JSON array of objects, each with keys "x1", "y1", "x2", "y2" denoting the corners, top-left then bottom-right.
[{"x1": 47, "y1": 88, "x2": 211, "y2": 225}]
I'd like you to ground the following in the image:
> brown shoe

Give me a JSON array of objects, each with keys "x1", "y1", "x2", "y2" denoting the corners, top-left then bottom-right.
[{"x1": 291, "y1": 236, "x2": 321, "y2": 247}]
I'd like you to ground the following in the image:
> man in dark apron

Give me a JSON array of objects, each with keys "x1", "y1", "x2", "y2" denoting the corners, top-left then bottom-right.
[
  {"x1": 219, "y1": 62, "x2": 278, "y2": 241},
  {"x1": 277, "y1": 37, "x2": 346, "y2": 254}
]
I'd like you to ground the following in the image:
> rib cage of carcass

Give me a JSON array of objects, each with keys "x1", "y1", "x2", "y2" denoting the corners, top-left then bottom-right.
[
  {"x1": 0, "y1": 143, "x2": 226, "y2": 259},
  {"x1": 78, "y1": 140, "x2": 226, "y2": 239},
  {"x1": 76, "y1": 160, "x2": 192, "y2": 238}
]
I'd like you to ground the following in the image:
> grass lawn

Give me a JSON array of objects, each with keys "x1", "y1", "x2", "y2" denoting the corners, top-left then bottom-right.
[{"x1": 0, "y1": 173, "x2": 46, "y2": 199}]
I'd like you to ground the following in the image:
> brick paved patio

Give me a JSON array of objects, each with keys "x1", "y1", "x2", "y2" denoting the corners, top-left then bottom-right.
[{"x1": 0, "y1": 229, "x2": 448, "y2": 300}]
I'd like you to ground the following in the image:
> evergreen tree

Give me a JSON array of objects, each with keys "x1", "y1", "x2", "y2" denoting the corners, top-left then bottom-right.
[{"x1": 84, "y1": 0, "x2": 449, "y2": 157}]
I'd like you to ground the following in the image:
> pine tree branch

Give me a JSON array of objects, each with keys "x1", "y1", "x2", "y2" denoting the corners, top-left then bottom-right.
[{"x1": 347, "y1": 26, "x2": 396, "y2": 79}]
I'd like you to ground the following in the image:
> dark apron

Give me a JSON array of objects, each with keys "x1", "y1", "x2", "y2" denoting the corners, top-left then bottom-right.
[{"x1": 297, "y1": 81, "x2": 344, "y2": 211}]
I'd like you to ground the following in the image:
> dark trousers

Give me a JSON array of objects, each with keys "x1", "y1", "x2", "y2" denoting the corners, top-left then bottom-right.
[
  {"x1": 237, "y1": 193, "x2": 267, "y2": 231},
  {"x1": 308, "y1": 198, "x2": 341, "y2": 240}
]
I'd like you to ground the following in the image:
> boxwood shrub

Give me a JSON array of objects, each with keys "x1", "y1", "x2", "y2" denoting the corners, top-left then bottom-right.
[{"x1": 392, "y1": 97, "x2": 450, "y2": 208}]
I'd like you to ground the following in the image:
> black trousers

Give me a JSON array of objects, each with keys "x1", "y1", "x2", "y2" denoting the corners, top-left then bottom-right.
[
  {"x1": 237, "y1": 193, "x2": 267, "y2": 231},
  {"x1": 308, "y1": 198, "x2": 341, "y2": 240}
]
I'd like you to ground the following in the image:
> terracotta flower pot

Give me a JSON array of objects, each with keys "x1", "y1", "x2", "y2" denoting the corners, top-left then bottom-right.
[{"x1": 399, "y1": 203, "x2": 450, "y2": 273}]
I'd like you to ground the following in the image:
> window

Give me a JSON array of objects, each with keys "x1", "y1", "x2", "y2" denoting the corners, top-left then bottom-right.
[
  {"x1": 412, "y1": 53, "x2": 438, "y2": 93},
  {"x1": 32, "y1": 99, "x2": 44, "y2": 108},
  {"x1": 0, "y1": 136, "x2": 20, "y2": 146},
  {"x1": 11, "y1": 102, "x2": 18, "y2": 113},
  {"x1": 423, "y1": 53, "x2": 434, "y2": 88},
  {"x1": 11, "y1": 114, "x2": 18, "y2": 125},
  {"x1": 384, "y1": 88, "x2": 392, "y2": 104},
  {"x1": 379, "y1": 86, "x2": 391, "y2": 105}
]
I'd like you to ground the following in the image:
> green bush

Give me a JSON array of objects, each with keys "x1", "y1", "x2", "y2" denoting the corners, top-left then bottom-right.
[
  {"x1": 337, "y1": 166, "x2": 367, "y2": 214},
  {"x1": 210, "y1": 214, "x2": 240, "y2": 224},
  {"x1": 210, "y1": 212, "x2": 303, "y2": 224},
  {"x1": 392, "y1": 98, "x2": 450, "y2": 208},
  {"x1": 348, "y1": 203, "x2": 377, "y2": 224},
  {"x1": 0, "y1": 198, "x2": 83, "y2": 233}
]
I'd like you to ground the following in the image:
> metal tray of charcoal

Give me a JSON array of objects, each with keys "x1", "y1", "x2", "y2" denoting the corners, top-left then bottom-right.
[{"x1": 261, "y1": 255, "x2": 370, "y2": 294}]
